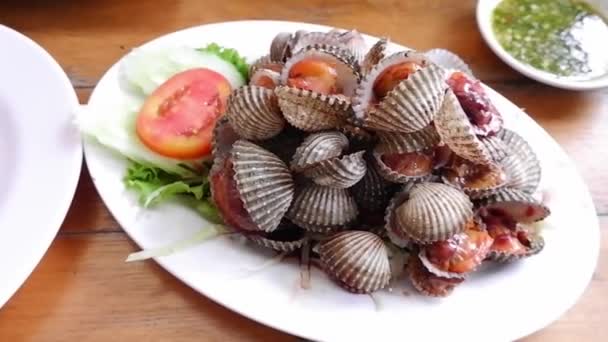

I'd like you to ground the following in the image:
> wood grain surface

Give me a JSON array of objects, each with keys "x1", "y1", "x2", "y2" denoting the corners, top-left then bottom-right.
[{"x1": 0, "y1": 0, "x2": 606, "y2": 341}]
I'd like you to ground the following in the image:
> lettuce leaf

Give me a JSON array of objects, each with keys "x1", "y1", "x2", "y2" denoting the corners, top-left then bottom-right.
[
  {"x1": 198, "y1": 43, "x2": 250, "y2": 81},
  {"x1": 124, "y1": 161, "x2": 222, "y2": 223}
]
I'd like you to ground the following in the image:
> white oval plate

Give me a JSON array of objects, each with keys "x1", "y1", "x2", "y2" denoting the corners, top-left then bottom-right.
[
  {"x1": 0, "y1": 25, "x2": 82, "y2": 307},
  {"x1": 477, "y1": 0, "x2": 608, "y2": 90},
  {"x1": 84, "y1": 20, "x2": 600, "y2": 342}
]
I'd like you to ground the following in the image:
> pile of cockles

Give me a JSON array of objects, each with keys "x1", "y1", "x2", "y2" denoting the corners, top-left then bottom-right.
[{"x1": 209, "y1": 28, "x2": 550, "y2": 297}]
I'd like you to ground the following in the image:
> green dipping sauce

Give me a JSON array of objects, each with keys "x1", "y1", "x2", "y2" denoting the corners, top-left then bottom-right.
[{"x1": 492, "y1": 0, "x2": 608, "y2": 79}]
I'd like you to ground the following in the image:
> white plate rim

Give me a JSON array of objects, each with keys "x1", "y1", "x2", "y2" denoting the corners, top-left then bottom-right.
[
  {"x1": 83, "y1": 20, "x2": 600, "y2": 342},
  {"x1": 0, "y1": 25, "x2": 83, "y2": 307}
]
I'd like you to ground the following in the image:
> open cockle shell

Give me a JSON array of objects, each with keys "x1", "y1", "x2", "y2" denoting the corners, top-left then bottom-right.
[
  {"x1": 287, "y1": 183, "x2": 358, "y2": 231},
  {"x1": 353, "y1": 51, "x2": 447, "y2": 133},
  {"x1": 424, "y1": 48, "x2": 473, "y2": 76},
  {"x1": 441, "y1": 157, "x2": 508, "y2": 198},
  {"x1": 225, "y1": 85, "x2": 285, "y2": 140},
  {"x1": 302, "y1": 151, "x2": 367, "y2": 188},
  {"x1": 275, "y1": 86, "x2": 352, "y2": 132},
  {"x1": 280, "y1": 44, "x2": 360, "y2": 96},
  {"x1": 408, "y1": 254, "x2": 464, "y2": 297},
  {"x1": 231, "y1": 140, "x2": 295, "y2": 232},
  {"x1": 248, "y1": 222, "x2": 307, "y2": 253},
  {"x1": 318, "y1": 230, "x2": 391, "y2": 294},
  {"x1": 496, "y1": 129, "x2": 541, "y2": 194},
  {"x1": 373, "y1": 149, "x2": 433, "y2": 184},
  {"x1": 435, "y1": 88, "x2": 493, "y2": 165},
  {"x1": 395, "y1": 182, "x2": 473, "y2": 243},
  {"x1": 375, "y1": 124, "x2": 440, "y2": 155},
  {"x1": 290, "y1": 131, "x2": 349, "y2": 172},
  {"x1": 487, "y1": 229, "x2": 545, "y2": 263},
  {"x1": 476, "y1": 188, "x2": 551, "y2": 223},
  {"x1": 361, "y1": 38, "x2": 388, "y2": 75}
]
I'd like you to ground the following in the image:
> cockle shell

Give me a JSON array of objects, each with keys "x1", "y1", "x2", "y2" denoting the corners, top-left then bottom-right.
[
  {"x1": 231, "y1": 140, "x2": 295, "y2": 232},
  {"x1": 479, "y1": 134, "x2": 510, "y2": 163},
  {"x1": 487, "y1": 229, "x2": 545, "y2": 263},
  {"x1": 275, "y1": 86, "x2": 352, "y2": 132},
  {"x1": 249, "y1": 68, "x2": 281, "y2": 89},
  {"x1": 408, "y1": 254, "x2": 464, "y2": 297},
  {"x1": 496, "y1": 129, "x2": 541, "y2": 194},
  {"x1": 373, "y1": 149, "x2": 434, "y2": 183},
  {"x1": 318, "y1": 230, "x2": 391, "y2": 293},
  {"x1": 476, "y1": 188, "x2": 550, "y2": 223},
  {"x1": 292, "y1": 29, "x2": 367, "y2": 63},
  {"x1": 352, "y1": 155, "x2": 396, "y2": 212},
  {"x1": 424, "y1": 48, "x2": 473, "y2": 76},
  {"x1": 248, "y1": 222, "x2": 307, "y2": 253},
  {"x1": 290, "y1": 131, "x2": 349, "y2": 172},
  {"x1": 211, "y1": 117, "x2": 240, "y2": 168},
  {"x1": 302, "y1": 151, "x2": 367, "y2": 188},
  {"x1": 441, "y1": 157, "x2": 507, "y2": 198},
  {"x1": 435, "y1": 88, "x2": 493, "y2": 165},
  {"x1": 270, "y1": 32, "x2": 293, "y2": 62},
  {"x1": 384, "y1": 184, "x2": 416, "y2": 248},
  {"x1": 395, "y1": 182, "x2": 473, "y2": 243},
  {"x1": 375, "y1": 124, "x2": 440, "y2": 154},
  {"x1": 287, "y1": 183, "x2": 358, "y2": 232},
  {"x1": 353, "y1": 51, "x2": 447, "y2": 133},
  {"x1": 249, "y1": 54, "x2": 283, "y2": 76},
  {"x1": 361, "y1": 38, "x2": 388, "y2": 75},
  {"x1": 225, "y1": 85, "x2": 285, "y2": 140}
]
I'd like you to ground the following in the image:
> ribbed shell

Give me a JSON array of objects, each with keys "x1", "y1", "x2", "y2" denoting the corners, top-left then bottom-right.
[
  {"x1": 395, "y1": 182, "x2": 473, "y2": 243},
  {"x1": 408, "y1": 255, "x2": 463, "y2": 297},
  {"x1": 353, "y1": 51, "x2": 447, "y2": 133},
  {"x1": 231, "y1": 140, "x2": 295, "y2": 232},
  {"x1": 424, "y1": 48, "x2": 473, "y2": 76},
  {"x1": 418, "y1": 249, "x2": 467, "y2": 280},
  {"x1": 291, "y1": 131, "x2": 349, "y2": 172},
  {"x1": 318, "y1": 230, "x2": 391, "y2": 294},
  {"x1": 480, "y1": 134, "x2": 510, "y2": 163},
  {"x1": 352, "y1": 156, "x2": 395, "y2": 212},
  {"x1": 497, "y1": 129, "x2": 541, "y2": 194},
  {"x1": 384, "y1": 185, "x2": 415, "y2": 248},
  {"x1": 375, "y1": 124, "x2": 440, "y2": 154},
  {"x1": 275, "y1": 86, "x2": 352, "y2": 132},
  {"x1": 435, "y1": 89, "x2": 493, "y2": 165},
  {"x1": 270, "y1": 32, "x2": 293, "y2": 62},
  {"x1": 287, "y1": 184, "x2": 358, "y2": 230},
  {"x1": 373, "y1": 149, "x2": 433, "y2": 183},
  {"x1": 292, "y1": 30, "x2": 366, "y2": 63},
  {"x1": 248, "y1": 224, "x2": 306, "y2": 253},
  {"x1": 361, "y1": 38, "x2": 388, "y2": 75},
  {"x1": 303, "y1": 151, "x2": 367, "y2": 188},
  {"x1": 225, "y1": 86, "x2": 285, "y2": 140},
  {"x1": 211, "y1": 117, "x2": 239, "y2": 171},
  {"x1": 476, "y1": 188, "x2": 550, "y2": 223}
]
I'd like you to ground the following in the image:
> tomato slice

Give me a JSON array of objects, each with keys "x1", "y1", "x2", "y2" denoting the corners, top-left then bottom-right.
[{"x1": 136, "y1": 68, "x2": 232, "y2": 159}]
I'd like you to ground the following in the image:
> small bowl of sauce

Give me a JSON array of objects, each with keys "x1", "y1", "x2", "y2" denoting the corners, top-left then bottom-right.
[{"x1": 477, "y1": 0, "x2": 608, "y2": 90}]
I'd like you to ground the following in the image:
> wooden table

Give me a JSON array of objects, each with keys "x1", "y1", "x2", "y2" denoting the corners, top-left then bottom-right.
[{"x1": 0, "y1": 1, "x2": 606, "y2": 341}]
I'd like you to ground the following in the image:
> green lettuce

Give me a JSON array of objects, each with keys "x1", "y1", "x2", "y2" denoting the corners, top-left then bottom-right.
[
  {"x1": 199, "y1": 42, "x2": 250, "y2": 81},
  {"x1": 124, "y1": 161, "x2": 222, "y2": 223}
]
